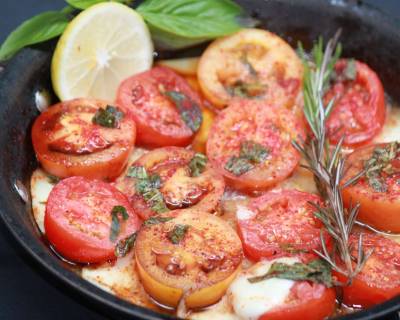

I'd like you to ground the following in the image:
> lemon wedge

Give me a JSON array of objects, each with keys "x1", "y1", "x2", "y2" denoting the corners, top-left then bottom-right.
[{"x1": 51, "y1": 2, "x2": 153, "y2": 102}]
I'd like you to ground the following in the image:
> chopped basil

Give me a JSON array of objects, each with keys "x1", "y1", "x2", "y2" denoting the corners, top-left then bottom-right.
[
  {"x1": 168, "y1": 224, "x2": 189, "y2": 244},
  {"x1": 188, "y1": 153, "x2": 207, "y2": 177},
  {"x1": 128, "y1": 165, "x2": 168, "y2": 213},
  {"x1": 143, "y1": 216, "x2": 173, "y2": 226},
  {"x1": 225, "y1": 140, "x2": 269, "y2": 176},
  {"x1": 364, "y1": 142, "x2": 400, "y2": 192},
  {"x1": 115, "y1": 232, "x2": 137, "y2": 258},
  {"x1": 47, "y1": 174, "x2": 60, "y2": 184},
  {"x1": 226, "y1": 80, "x2": 266, "y2": 99},
  {"x1": 92, "y1": 105, "x2": 124, "y2": 128},
  {"x1": 240, "y1": 54, "x2": 258, "y2": 77},
  {"x1": 109, "y1": 205, "x2": 129, "y2": 242},
  {"x1": 248, "y1": 259, "x2": 333, "y2": 288},
  {"x1": 343, "y1": 59, "x2": 357, "y2": 81},
  {"x1": 164, "y1": 90, "x2": 202, "y2": 132}
]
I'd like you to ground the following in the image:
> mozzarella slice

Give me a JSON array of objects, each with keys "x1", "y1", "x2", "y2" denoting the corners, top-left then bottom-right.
[
  {"x1": 227, "y1": 257, "x2": 299, "y2": 320},
  {"x1": 30, "y1": 168, "x2": 55, "y2": 233}
]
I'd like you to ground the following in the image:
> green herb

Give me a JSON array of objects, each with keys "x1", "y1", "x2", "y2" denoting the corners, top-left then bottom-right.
[
  {"x1": 364, "y1": 142, "x2": 400, "y2": 192},
  {"x1": 0, "y1": 11, "x2": 70, "y2": 61},
  {"x1": 66, "y1": 0, "x2": 133, "y2": 10},
  {"x1": 226, "y1": 80, "x2": 266, "y2": 99},
  {"x1": 143, "y1": 216, "x2": 173, "y2": 226},
  {"x1": 92, "y1": 105, "x2": 124, "y2": 128},
  {"x1": 168, "y1": 224, "x2": 189, "y2": 244},
  {"x1": 240, "y1": 54, "x2": 258, "y2": 77},
  {"x1": 343, "y1": 59, "x2": 357, "y2": 81},
  {"x1": 47, "y1": 174, "x2": 60, "y2": 184},
  {"x1": 115, "y1": 232, "x2": 137, "y2": 257},
  {"x1": 189, "y1": 153, "x2": 207, "y2": 177},
  {"x1": 248, "y1": 259, "x2": 333, "y2": 287},
  {"x1": 137, "y1": 0, "x2": 257, "y2": 50},
  {"x1": 128, "y1": 165, "x2": 168, "y2": 213},
  {"x1": 225, "y1": 140, "x2": 269, "y2": 176},
  {"x1": 293, "y1": 32, "x2": 372, "y2": 283},
  {"x1": 110, "y1": 205, "x2": 129, "y2": 242},
  {"x1": 164, "y1": 91, "x2": 202, "y2": 132}
]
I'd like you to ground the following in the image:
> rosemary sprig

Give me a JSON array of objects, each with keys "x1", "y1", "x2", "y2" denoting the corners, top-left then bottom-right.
[{"x1": 293, "y1": 31, "x2": 373, "y2": 283}]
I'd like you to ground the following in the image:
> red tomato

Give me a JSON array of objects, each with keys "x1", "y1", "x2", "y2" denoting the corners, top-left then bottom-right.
[
  {"x1": 206, "y1": 99, "x2": 304, "y2": 193},
  {"x1": 342, "y1": 143, "x2": 400, "y2": 233},
  {"x1": 325, "y1": 59, "x2": 385, "y2": 147},
  {"x1": 260, "y1": 282, "x2": 336, "y2": 320},
  {"x1": 45, "y1": 176, "x2": 141, "y2": 263},
  {"x1": 31, "y1": 98, "x2": 136, "y2": 180},
  {"x1": 335, "y1": 232, "x2": 400, "y2": 308},
  {"x1": 114, "y1": 147, "x2": 225, "y2": 220},
  {"x1": 237, "y1": 190, "x2": 330, "y2": 261},
  {"x1": 116, "y1": 66, "x2": 203, "y2": 148}
]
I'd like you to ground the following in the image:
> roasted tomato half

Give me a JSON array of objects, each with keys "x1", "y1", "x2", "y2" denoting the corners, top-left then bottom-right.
[
  {"x1": 45, "y1": 176, "x2": 141, "y2": 263},
  {"x1": 206, "y1": 99, "x2": 304, "y2": 193},
  {"x1": 135, "y1": 209, "x2": 243, "y2": 308},
  {"x1": 114, "y1": 147, "x2": 225, "y2": 220},
  {"x1": 335, "y1": 232, "x2": 400, "y2": 308},
  {"x1": 325, "y1": 59, "x2": 385, "y2": 147},
  {"x1": 32, "y1": 98, "x2": 136, "y2": 180},
  {"x1": 198, "y1": 28, "x2": 303, "y2": 109},
  {"x1": 116, "y1": 66, "x2": 203, "y2": 148},
  {"x1": 237, "y1": 190, "x2": 330, "y2": 261},
  {"x1": 343, "y1": 142, "x2": 400, "y2": 232},
  {"x1": 229, "y1": 258, "x2": 336, "y2": 320}
]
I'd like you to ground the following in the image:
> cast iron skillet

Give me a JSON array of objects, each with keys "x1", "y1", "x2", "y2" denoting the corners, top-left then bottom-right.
[{"x1": 0, "y1": 0, "x2": 399, "y2": 319}]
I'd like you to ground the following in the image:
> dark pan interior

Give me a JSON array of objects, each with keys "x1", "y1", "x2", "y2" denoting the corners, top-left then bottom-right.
[{"x1": 0, "y1": 0, "x2": 399, "y2": 319}]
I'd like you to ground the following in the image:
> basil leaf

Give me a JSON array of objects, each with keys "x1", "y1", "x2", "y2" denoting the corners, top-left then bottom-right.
[
  {"x1": 168, "y1": 224, "x2": 189, "y2": 244},
  {"x1": 189, "y1": 153, "x2": 207, "y2": 177},
  {"x1": 92, "y1": 105, "x2": 124, "y2": 128},
  {"x1": 66, "y1": 0, "x2": 133, "y2": 10},
  {"x1": 115, "y1": 232, "x2": 137, "y2": 257},
  {"x1": 225, "y1": 156, "x2": 254, "y2": 176},
  {"x1": 248, "y1": 259, "x2": 333, "y2": 288},
  {"x1": 110, "y1": 205, "x2": 129, "y2": 242},
  {"x1": 143, "y1": 216, "x2": 173, "y2": 226},
  {"x1": 137, "y1": 0, "x2": 256, "y2": 50},
  {"x1": 0, "y1": 11, "x2": 70, "y2": 61},
  {"x1": 164, "y1": 91, "x2": 202, "y2": 132}
]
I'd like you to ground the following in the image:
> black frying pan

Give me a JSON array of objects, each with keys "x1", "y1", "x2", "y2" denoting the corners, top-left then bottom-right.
[{"x1": 0, "y1": 0, "x2": 399, "y2": 319}]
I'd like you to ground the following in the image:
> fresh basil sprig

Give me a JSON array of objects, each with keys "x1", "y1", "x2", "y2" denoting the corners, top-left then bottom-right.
[{"x1": 136, "y1": 0, "x2": 257, "y2": 50}]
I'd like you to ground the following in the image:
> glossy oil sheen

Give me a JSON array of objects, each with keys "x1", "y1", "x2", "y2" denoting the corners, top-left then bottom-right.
[{"x1": 0, "y1": 0, "x2": 399, "y2": 319}]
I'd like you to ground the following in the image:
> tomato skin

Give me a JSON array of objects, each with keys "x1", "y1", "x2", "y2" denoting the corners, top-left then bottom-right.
[
  {"x1": 343, "y1": 144, "x2": 400, "y2": 232},
  {"x1": 45, "y1": 176, "x2": 141, "y2": 263},
  {"x1": 334, "y1": 232, "x2": 400, "y2": 308},
  {"x1": 237, "y1": 190, "x2": 330, "y2": 261},
  {"x1": 114, "y1": 147, "x2": 225, "y2": 220},
  {"x1": 259, "y1": 283, "x2": 336, "y2": 320},
  {"x1": 325, "y1": 59, "x2": 385, "y2": 147},
  {"x1": 206, "y1": 99, "x2": 304, "y2": 193},
  {"x1": 31, "y1": 98, "x2": 136, "y2": 180},
  {"x1": 116, "y1": 66, "x2": 202, "y2": 148}
]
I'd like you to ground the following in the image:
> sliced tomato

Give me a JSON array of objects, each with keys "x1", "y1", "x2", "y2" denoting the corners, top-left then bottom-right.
[
  {"x1": 206, "y1": 99, "x2": 304, "y2": 193},
  {"x1": 45, "y1": 176, "x2": 141, "y2": 263},
  {"x1": 31, "y1": 98, "x2": 136, "y2": 180},
  {"x1": 114, "y1": 147, "x2": 225, "y2": 220},
  {"x1": 260, "y1": 282, "x2": 336, "y2": 320},
  {"x1": 325, "y1": 59, "x2": 385, "y2": 147},
  {"x1": 334, "y1": 232, "x2": 400, "y2": 308},
  {"x1": 342, "y1": 143, "x2": 400, "y2": 233},
  {"x1": 237, "y1": 190, "x2": 330, "y2": 261},
  {"x1": 197, "y1": 28, "x2": 303, "y2": 109},
  {"x1": 116, "y1": 66, "x2": 203, "y2": 148}
]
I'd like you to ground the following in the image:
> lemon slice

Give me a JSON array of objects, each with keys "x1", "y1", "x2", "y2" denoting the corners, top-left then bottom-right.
[{"x1": 52, "y1": 2, "x2": 153, "y2": 102}]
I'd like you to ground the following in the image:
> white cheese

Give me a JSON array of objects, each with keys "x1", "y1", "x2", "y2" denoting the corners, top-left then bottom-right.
[{"x1": 227, "y1": 257, "x2": 299, "y2": 320}]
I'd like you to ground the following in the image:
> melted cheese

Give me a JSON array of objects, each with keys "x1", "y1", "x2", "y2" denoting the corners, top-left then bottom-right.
[{"x1": 227, "y1": 258, "x2": 298, "y2": 320}]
